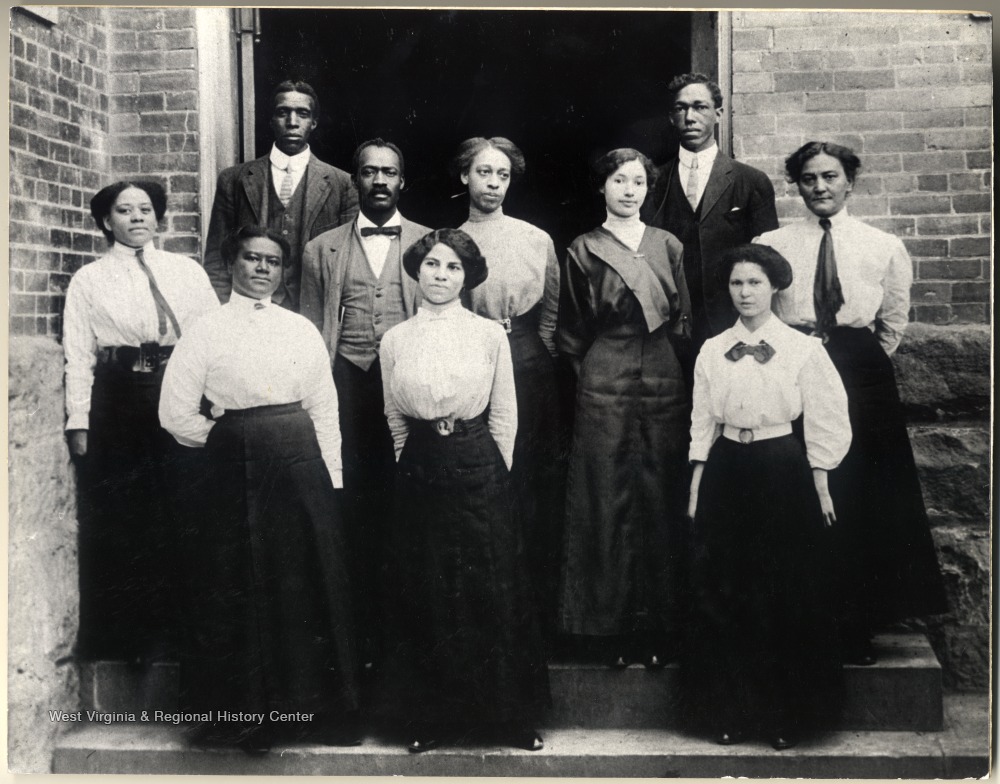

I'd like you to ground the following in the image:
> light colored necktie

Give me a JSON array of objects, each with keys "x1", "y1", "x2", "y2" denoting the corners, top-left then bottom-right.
[
  {"x1": 134, "y1": 248, "x2": 181, "y2": 338},
  {"x1": 278, "y1": 163, "x2": 294, "y2": 207},
  {"x1": 685, "y1": 155, "x2": 700, "y2": 210}
]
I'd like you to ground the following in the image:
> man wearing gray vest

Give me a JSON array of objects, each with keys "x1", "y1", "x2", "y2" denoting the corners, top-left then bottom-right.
[
  {"x1": 300, "y1": 139, "x2": 429, "y2": 667},
  {"x1": 203, "y1": 80, "x2": 358, "y2": 310}
]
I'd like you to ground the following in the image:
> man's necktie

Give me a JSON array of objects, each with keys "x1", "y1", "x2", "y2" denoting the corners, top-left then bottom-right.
[
  {"x1": 278, "y1": 164, "x2": 294, "y2": 207},
  {"x1": 685, "y1": 155, "x2": 700, "y2": 210},
  {"x1": 134, "y1": 248, "x2": 182, "y2": 338},
  {"x1": 814, "y1": 218, "x2": 845, "y2": 339},
  {"x1": 724, "y1": 340, "x2": 776, "y2": 364},
  {"x1": 360, "y1": 225, "x2": 403, "y2": 237}
]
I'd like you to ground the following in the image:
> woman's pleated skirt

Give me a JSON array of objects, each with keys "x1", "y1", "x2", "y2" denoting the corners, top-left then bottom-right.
[
  {"x1": 377, "y1": 413, "x2": 549, "y2": 726},
  {"x1": 683, "y1": 434, "x2": 842, "y2": 734},
  {"x1": 179, "y1": 402, "x2": 358, "y2": 719},
  {"x1": 822, "y1": 327, "x2": 947, "y2": 626}
]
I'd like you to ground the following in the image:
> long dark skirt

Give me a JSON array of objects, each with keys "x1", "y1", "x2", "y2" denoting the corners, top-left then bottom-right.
[
  {"x1": 508, "y1": 317, "x2": 565, "y2": 637},
  {"x1": 823, "y1": 327, "x2": 947, "y2": 629},
  {"x1": 377, "y1": 414, "x2": 549, "y2": 727},
  {"x1": 558, "y1": 323, "x2": 689, "y2": 641},
  {"x1": 76, "y1": 362, "x2": 188, "y2": 661},
  {"x1": 683, "y1": 435, "x2": 842, "y2": 735},
  {"x1": 178, "y1": 403, "x2": 358, "y2": 721}
]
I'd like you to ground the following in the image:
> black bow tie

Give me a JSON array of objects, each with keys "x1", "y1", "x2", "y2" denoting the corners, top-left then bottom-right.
[
  {"x1": 360, "y1": 225, "x2": 402, "y2": 237},
  {"x1": 724, "y1": 340, "x2": 776, "y2": 364}
]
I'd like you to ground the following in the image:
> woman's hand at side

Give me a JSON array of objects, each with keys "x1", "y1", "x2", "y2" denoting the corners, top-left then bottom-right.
[
  {"x1": 812, "y1": 468, "x2": 836, "y2": 527},
  {"x1": 687, "y1": 462, "x2": 705, "y2": 521},
  {"x1": 67, "y1": 429, "x2": 88, "y2": 458}
]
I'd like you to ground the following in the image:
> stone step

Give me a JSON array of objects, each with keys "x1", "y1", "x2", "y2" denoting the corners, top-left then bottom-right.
[
  {"x1": 51, "y1": 694, "x2": 987, "y2": 778},
  {"x1": 80, "y1": 633, "x2": 943, "y2": 732}
]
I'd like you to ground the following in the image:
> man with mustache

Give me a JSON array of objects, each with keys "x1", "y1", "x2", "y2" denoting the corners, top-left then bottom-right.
[
  {"x1": 203, "y1": 80, "x2": 358, "y2": 310},
  {"x1": 644, "y1": 72, "x2": 778, "y2": 357},
  {"x1": 300, "y1": 139, "x2": 429, "y2": 669}
]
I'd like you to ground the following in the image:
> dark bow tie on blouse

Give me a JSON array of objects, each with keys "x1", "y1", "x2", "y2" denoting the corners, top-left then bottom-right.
[
  {"x1": 724, "y1": 340, "x2": 776, "y2": 364},
  {"x1": 359, "y1": 225, "x2": 402, "y2": 237}
]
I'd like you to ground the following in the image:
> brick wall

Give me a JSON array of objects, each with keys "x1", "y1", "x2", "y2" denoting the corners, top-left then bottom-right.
[
  {"x1": 730, "y1": 11, "x2": 992, "y2": 326},
  {"x1": 7, "y1": 6, "x2": 202, "y2": 340},
  {"x1": 108, "y1": 7, "x2": 202, "y2": 257},
  {"x1": 9, "y1": 7, "x2": 110, "y2": 338}
]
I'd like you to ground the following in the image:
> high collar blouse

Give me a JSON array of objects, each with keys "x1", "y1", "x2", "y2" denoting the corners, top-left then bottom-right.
[
  {"x1": 158, "y1": 291, "x2": 343, "y2": 487},
  {"x1": 689, "y1": 313, "x2": 851, "y2": 471},
  {"x1": 380, "y1": 300, "x2": 517, "y2": 469},
  {"x1": 459, "y1": 208, "x2": 560, "y2": 356},
  {"x1": 62, "y1": 240, "x2": 220, "y2": 430},
  {"x1": 754, "y1": 208, "x2": 914, "y2": 355}
]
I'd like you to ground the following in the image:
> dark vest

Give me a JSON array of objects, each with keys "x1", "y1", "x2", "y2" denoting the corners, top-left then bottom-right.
[
  {"x1": 265, "y1": 168, "x2": 309, "y2": 310},
  {"x1": 665, "y1": 165, "x2": 705, "y2": 307},
  {"x1": 337, "y1": 229, "x2": 406, "y2": 372}
]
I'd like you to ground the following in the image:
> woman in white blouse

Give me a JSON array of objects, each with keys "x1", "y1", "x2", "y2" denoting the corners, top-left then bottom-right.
[
  {"x1": 453, "y1": 137, "x2": 563, "y2": 637},
  {"x1": 756, "y1": 141, "x2": 947, "y2": 665},
  {"x1": 377, "y1": 228, "x2": 548, "y2": 753},
  {"x1": 685, "y1": 243, "x2": 850, "y2": 750},
  {"x1": 159, "y1": 225, "x2": 359, "y2": 754},
  {"x1": 63, "y1": 181, "x2": 218, "y2": 664}
]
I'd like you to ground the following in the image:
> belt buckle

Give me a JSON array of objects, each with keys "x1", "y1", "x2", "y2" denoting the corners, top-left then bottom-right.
[
  {"x1": 434, "y1": 417, "x2": 454, "y2": 436},
  {"x1": 135, "y1": 342, "x2": 160, "y2": 373},
  {"x1": 738, "y1": 428, "x2": 755, "y2": 444},
  {"x1": 498, "y1": 317, "x2": 512, "y2": 334}
]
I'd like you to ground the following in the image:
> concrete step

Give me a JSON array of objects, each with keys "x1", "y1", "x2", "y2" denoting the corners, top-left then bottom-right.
[
  {"x1": 51, "y1": 694, "x2": 987, "y2": 778},
  {"x1": 81, "y1": 632, "x2": 943, "y2": 732}
]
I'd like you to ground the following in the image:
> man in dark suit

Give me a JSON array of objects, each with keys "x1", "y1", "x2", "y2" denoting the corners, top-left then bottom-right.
[
  {"x1": 300, "y1": 139, "x2": 429, "y2": 668},
  {"x1": 203, "y1": 80, "x2": 358, "y2": 310},
  {"x1": 645, "y1": 73, "x2": 779, "y2": 348}
]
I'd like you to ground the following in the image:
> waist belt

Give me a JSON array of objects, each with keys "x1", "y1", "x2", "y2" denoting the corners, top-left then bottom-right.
[
  {"x1": 722, "y1": 422, "x2": 792, "y2": 445},
  {"x1": 497, "y1": 303, "x2": 541, "y2": 335},
  {"x1": 407, "y1": 410, "x2": 488, "y2": 437},
  {"x1": 96, "y1": 343, "x2": 174, "y2": 373}
]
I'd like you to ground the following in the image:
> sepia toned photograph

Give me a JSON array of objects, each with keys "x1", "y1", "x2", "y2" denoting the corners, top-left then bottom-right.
[{"x1": 6, "y1": 4, "x2": 992, "y2": 777}]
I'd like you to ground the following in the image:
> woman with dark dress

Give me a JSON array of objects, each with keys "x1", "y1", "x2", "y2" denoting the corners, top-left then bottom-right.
[
  {"x1": 63, "y1": 180, "x2": 218, "y2": 664},
  {"x1": 684, "y1": 243, "x2": 850, "y2": 750},
  {"x1": 556, "y1": 148, "x2": 691, "y2": 669},
  {"x1": 756, "y1": 141, "x2": 948, "y2": 664},
  {"x1": 453, "y1": 136, "x2": 564, "y2": 635},
  {"x1": 159, "y1": 226, "x2": 359, "y2": 754},
  {"x1": 378, "y1": 228, "x2": 549, "y2": 753}
]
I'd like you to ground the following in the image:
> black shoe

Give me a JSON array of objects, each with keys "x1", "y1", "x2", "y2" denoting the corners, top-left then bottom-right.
[
  {"x1": 610, "y1": 654, "x2": 629, "y2": 669},
  {"x1": 715, "y1": 729, "x2": 744, "y2": 745},
  {"x1": 644, "y1": 654, "x2": 666, "y2": 670},
  {"x1": 507, "y1": 725, "x2": 544, "y2": 751},
  {"x1": 408, "y1": 735, "x2": 443, "y2": 753},
  {"x1": 770, "y1": 731, "x2": 797, "y2": 751}
]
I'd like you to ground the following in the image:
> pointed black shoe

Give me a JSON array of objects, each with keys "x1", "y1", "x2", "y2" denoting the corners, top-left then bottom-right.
[
  {"x1": 769, "y1": 730, "x2": 798, "y2": 751},
  {"x1": 715, "y1": 729, "x2": 744, "y2": 745}
]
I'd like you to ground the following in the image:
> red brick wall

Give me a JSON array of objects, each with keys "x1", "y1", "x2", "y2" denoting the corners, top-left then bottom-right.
[
  {"x1": 7, "y1": 6, "x2": 202, "y2": 339},
  {"x1": 730, "y1": 11, "x2": 992, "y2": 325},
  {"x1": 9, "y1": 7, "x2": 110, "y2": 337}
]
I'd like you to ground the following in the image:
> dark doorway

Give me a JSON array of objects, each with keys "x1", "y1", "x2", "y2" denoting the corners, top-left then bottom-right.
[{"x1": 253, "y1": 9, "x2": 705, "y2": 251}]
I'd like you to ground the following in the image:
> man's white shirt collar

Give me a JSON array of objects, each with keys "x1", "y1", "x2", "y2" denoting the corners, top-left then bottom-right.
[
  {"x1": 269, "y1": 144, "x2": 310, "y2": 172},
  {"x1": 357, "y1": 210, "x2": 402, "y2": 232},
  {"x1": 679, "y1": 141, "x2": 719, "y2": 170}
]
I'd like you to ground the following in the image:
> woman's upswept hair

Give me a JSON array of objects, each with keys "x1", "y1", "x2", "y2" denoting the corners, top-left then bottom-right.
[
  {"x1": 785, "y1": 141, "x2": 862, "y2": 184},
  {"x1": 221, "y1": 225, "x2": 292, "y2": 268},
  {"x1": 449, "y1": 137, "x2": 526, "y2": 180},
  {"x1": 591, "y1": 148, "x2": 657, "y2": 191},
  {"x1": 719, "y1": 243, "x2": 794, "y2": 292},
  {"x1": 90, "y1": 180, "x2": 167, "y2": 244},
  {"x1": 402, "y1": 228, "x2": 489, "y2": 291}
]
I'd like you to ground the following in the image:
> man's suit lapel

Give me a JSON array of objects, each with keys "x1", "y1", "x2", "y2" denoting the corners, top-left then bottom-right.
[
  {"x1": 302, "y1": 155, "x2": 334, "y2": 235},
  {"x1": 699, "y1": 154, "x2": 734, "y2": 219},
  {"x1": 399, "y1": 218, "x2": 427, "y2": 317},
  {"x1": 240, "y1": 157, "x2": 269, "y2": 223}
]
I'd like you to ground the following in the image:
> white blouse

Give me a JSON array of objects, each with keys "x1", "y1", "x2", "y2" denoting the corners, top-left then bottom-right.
[
  {"x1": 754, "y1": 208, "x2": 914, "y2": 355},
  {"x1": 380, "y1": 300, "x2": 517, "y2": 469},
  {"x1": 158, "y1": 292, "x2": 343, "y2": 487},
  {"x1": 689, "y1": 313, "x2": 851, "y2": 471},
  {"x1": 460, "y1": 208, "x2": 560, "y2": 356},
  {"x1": 62, "y1": 241, "x2": 219, "y2": 430}
]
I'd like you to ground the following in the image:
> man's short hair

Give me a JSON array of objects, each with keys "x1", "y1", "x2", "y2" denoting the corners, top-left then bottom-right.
[
  {"x1": 667, "y1": 72, "x2": 723, "y2": 109},
  {"x1": 351, "y1": 138, "x2": 406, "y2": 178},
  {"x1": 270, "y1": 80, "x2": 320, "y2": 115}
]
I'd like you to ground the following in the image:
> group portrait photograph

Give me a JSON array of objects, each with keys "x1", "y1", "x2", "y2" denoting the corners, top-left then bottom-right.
[{"x1": 5, "y1": 2, "x2": 993, "y2": 778}]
